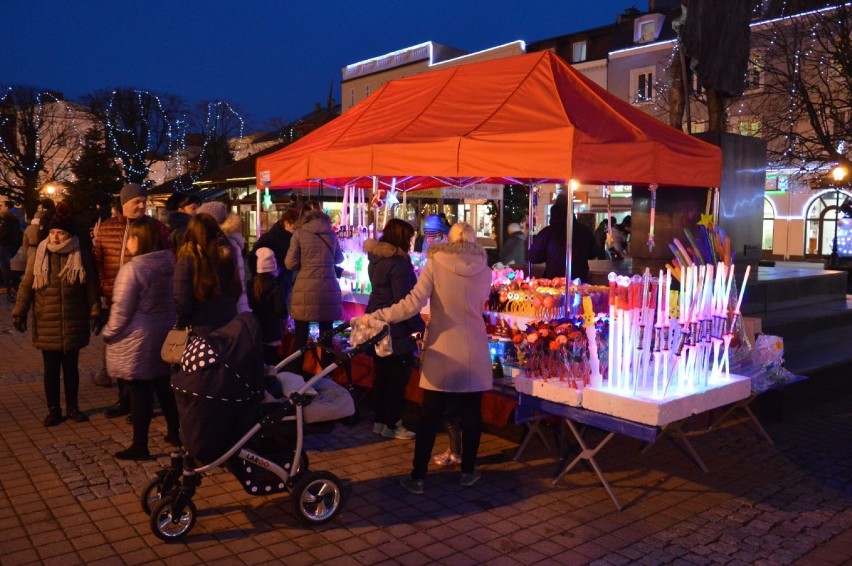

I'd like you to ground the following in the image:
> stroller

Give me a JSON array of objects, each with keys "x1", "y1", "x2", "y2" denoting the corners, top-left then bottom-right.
[{"x1": 142, "y1": 313, "x2": 388, "y2": 541}]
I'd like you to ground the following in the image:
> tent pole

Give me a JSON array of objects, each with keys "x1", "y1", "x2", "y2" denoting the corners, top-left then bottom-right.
[
  {"x1": 526, "y1": 182, "x2": 534, "y2": 276},
  {"x1": 256, "y1": 185, "x2": 263, "y2": 242},
  {"x1": 565, "y1": 182, "x2": 574, "y2": 316}
]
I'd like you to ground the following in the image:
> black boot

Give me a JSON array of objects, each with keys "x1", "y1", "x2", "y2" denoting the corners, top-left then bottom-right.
[
  {"x1": 114, "y1": 445, "x2": 151, "y2": 460},
  {"x1": 66, "y1": 406, "x2": 89, "y2": 423},
  {"x1": 43, "y1": 408, "x2": 64, "y2": 427}
]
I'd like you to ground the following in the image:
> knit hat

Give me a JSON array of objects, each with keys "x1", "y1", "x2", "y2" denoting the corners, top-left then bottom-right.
[
  {"x1": 49, "y1": 202, "x2": 75, "y2": 234},
  {"x1": 119, "y1": 183, "x2": 146, "y2": 206},
  {"x1": 255, "y1": 247, "x2": 278, "y2": 274},
  {"x1": 197, "y1": 201, "x2": 227, "y2": 224}
]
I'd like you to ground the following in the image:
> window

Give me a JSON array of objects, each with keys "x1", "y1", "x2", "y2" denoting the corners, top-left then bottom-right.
[
  {"x1": 734, "y1": 117, "x2": 761, "y2": 137},
  {"x1": 572, "y1": 41, "x2": 587, "y2": 63},
  {"x1": 631, "y1": 67, "x2": 655, "y2": 104},
  {"x1": 744, "y1": 52, "x2": 763, "y2": 91},
  {"x1": 365, "y1": 84, "x2": 371, "y2": 98},
  {"x1": 639, "y1": 20, "x2": 655, "y2": 42},
  {"x1": 349, "y1": 88, "x2": 355, "y2": 108},
  {"x1": 762, "y1": 198, "x2": 775, "y2": 251},
  {"x1": 805, "y1": 191, "x2": 851, "y2": 256}
]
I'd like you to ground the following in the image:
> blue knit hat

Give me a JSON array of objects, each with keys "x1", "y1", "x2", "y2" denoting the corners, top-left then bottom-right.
[{"x1": 423, "y1": 214, "x2": 449, "y2": 235}]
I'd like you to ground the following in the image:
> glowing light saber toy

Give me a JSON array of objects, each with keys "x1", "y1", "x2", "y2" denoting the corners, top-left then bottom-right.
[
  {"x1": 607, "y1": 273, "x2": 617, "y2": 388},
  {"x1": 583, "y1": 295, "x2": 602, "y2": 388},
  {"x1": 652, "y1": 269, "x2": 664, "y2": 396},
  {"x1": 722, "y1": 265, "x2": 751, "y2": 378},
  {"x1": 663, "y1": 265, "x2": 694, "y2": 398}
]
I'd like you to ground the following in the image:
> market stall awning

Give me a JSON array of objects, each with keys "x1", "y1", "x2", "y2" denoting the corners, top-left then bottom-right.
[{"x1": 256, "y1": 51, "x2": 721, "y2": 191}]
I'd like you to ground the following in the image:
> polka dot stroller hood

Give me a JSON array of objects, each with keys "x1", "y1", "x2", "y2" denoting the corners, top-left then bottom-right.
[{"x1": 171, "y1": 313, "x2": 266, "y2": 464}]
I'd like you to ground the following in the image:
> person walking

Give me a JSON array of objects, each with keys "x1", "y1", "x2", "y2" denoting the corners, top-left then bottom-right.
[
  {"x1": 249, "y1": 247, "x2": 286, "y2": 365},
  {"x1": 174, "y1": 213, "x2": 242, "y2": 336},
  {"x1": 0, "y1": 198, "x2": 24, "y2": 300},
  {"x1": 284, "y1": 207, "x2": 342, "y2": 373},
  {"x1": 92, "y1": 183, "x2": 173, "y2": 417},
  {"x1": 528, "y1": 193, "x2": 599, "y2": 282},
  {"x1": 364, "y1": 222, "x2": 492, "y2": 493},
  {"x1": 102, "y1": 216, "x2": 180, "y2": 460},
  {"x1": 364, "y1": 219, "x2": 425, "y2": 441},
  {"x1": 12, "y1": 203, "x2": 102, "y2": 426}
]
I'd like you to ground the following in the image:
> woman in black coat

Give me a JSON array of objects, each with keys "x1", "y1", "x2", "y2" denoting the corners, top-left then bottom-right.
[
  {"x1": 528, "y1": 193, "x2": 598, "y2": 282},
  {"x1": 363, "y1": 219, "x2": 425, "y2": 440}
]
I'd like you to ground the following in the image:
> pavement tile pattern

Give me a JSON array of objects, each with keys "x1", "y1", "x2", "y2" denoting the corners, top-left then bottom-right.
[{"x1": 0, "y1": 295, "x2": 850, "y2": 565}]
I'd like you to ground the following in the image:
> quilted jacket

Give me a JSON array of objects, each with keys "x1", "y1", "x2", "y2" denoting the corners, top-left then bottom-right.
[
  {"x1": 102, "y1": 250, "x2": 176, "y2": 380},
  {"x1": 93, "y1": 215, "x2": 173, "y2": 303},
  {"x1": 285, "y1": 211, "x2": 343, "y2": 322},
  {"x1": 12, "y1": 241, "x2": 100, "y2": 352}
]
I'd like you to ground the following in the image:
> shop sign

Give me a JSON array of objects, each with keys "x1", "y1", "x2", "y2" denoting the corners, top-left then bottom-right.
[{"x1": 413, "y1": 184, "x2": 503, "y2": 200}]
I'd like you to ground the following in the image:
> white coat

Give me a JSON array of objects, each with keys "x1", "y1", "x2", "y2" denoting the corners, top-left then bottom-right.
[{"x1": 371, "y1": 241, "x2": 492, "y2": 393}]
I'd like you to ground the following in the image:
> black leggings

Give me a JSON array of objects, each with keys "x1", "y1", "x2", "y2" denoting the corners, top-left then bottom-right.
[
  {"x1": 286, "y1": 320, "x2": 333, "y2": 373},
  {"x1": 373, "y1": 354, "x2": 414, "y2": 428},
  {"x1": 127, "y1": 377, "x2": 180, "y2": 449},
  {"x1": 42, "y1": 350, "x2": 80, "y2": 411},
  {"x1": 412, "y1": 390, "x2": 483, "y2": 478}
]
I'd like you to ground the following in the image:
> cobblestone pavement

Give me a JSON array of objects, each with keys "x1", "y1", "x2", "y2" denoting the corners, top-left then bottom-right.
[{"x1": 1, "y1": 294, "x2": 851, "y2": 565}]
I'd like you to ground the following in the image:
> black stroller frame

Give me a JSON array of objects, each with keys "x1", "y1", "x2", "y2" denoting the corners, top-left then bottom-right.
[{"x1": 143, "y1": 320, "x2": 388, "y2": 541}]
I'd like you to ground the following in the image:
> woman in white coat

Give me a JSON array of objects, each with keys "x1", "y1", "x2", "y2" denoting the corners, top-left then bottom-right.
[
  {"x1": 365, "y1": 222, "x2": 491, "y2": 494},
  {"x1": 102, "y1": 217, "x2": 180, "y2": 460}
]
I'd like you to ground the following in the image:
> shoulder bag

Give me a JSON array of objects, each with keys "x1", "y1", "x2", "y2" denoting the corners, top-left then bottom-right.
[{"x1": 161, "y1": 327, "x2": 192, "y2": 365}]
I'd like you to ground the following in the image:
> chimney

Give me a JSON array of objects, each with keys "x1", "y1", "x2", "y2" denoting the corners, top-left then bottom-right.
[{"x1": 617, "y1": 7, "x2": 641, "y2": 24}]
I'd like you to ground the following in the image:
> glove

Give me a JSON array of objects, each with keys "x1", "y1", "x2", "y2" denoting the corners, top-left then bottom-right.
[
  {"x1": 12, "y1": 316, "x2": 27, "y2": 333},
  {"x1": 90, "y1": 316, "x2": 103, "y2": 336}
]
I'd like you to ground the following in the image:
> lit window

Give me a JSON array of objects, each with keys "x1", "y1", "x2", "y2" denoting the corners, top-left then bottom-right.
[
  {"x1": 572, "y1": 41, "x2": 587, "y2": 63},
  {"x1": 744, "y1": 53, "x2": 763, "y2": 91},
  {"x1": 762, "y1": 198, "x2": 774, "y2": 251},
  {"x1": 639, "y1": 20, "x2": 655, "y2": 42},
  {"x1": 631, "y1": 68, "x2": 655, "y2": 104},
  {"x1": 735, "y1": 117, "x2": 761, "y2": 137}
]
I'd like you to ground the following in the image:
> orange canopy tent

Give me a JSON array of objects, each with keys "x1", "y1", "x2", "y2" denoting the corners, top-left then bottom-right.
[{"x1": 256, "y1": 50, "x2": 721, "y2": 191}]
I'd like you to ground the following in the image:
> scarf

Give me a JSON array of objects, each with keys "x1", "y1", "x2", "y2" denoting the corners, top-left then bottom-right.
[{"x1": 33, "y1": 236, "x2": 86, "y2": 290}]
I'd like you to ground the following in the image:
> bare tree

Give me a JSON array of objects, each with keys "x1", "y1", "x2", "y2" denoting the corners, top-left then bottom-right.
[
  {"x1": 0, "y1": 86, "x2": 87, "y2": 215},
  {"x1": 83, "y1": 88, "x2": 186, "y2": 185},
  {"x1": 748, "y1": 3, "x2": 852, "y2": 174}
]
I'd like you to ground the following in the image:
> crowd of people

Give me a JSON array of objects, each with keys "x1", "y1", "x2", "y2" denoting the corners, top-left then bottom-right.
[{"x1": 4, "y1": 185, "x2": 624, "y2": 492}]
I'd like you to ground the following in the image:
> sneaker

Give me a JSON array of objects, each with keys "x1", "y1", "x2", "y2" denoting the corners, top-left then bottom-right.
[
  {"x1": 460, "y1": 471, "x2": 482, "y2": 487},
  {"x1": 104, "y1": 403, "x2": 130, "y2": 418},
  {"x1": 372, "y1": 423, "x2": 388, "y2": 436},
  {"x1": 43, "y1": 408, "x2": 64, "y2": 427},
  {"x1": 66, "y1": 406, "x2": 89, "y2": 423},
  {"x1": 92, "y1": 369, "x2": 112, "y2": 388},
  {"x1": 114, "y1": 445, "x2": 151, "y2": 461},
  {"x1": 164, "y1": 432, "x2": 181, "y2": 446},
  {"x1": 432, "y1": 449, "x2": 462, "y2": 468},
  {"x1": 382, "y1": 423, "x2": 415, "y2": 440},
  {"x1": 400, "y1": 474, "x2": 424, "y2": 495}
]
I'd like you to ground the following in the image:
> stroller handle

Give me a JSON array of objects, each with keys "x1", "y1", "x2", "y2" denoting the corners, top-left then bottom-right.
[{"x1": 318, "y1": 320, "x2": 352, "y2": 343}]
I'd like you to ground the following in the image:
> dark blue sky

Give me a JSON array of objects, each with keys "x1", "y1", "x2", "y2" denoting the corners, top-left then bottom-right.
[{"x1": 2, "y1": 1, "x2": 641, "y2": 132}]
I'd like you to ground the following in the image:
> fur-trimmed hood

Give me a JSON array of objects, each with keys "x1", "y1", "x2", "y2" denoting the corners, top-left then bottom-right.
[
  {"x1": 220, "y1": 213, "x2": 244, "y2": 250},
  {"x1": 363, "y1": 238, "x2": 408, "y2": 260},
  {"x1": 426, "y1": 241, "x2": 489, "y2": 277}
]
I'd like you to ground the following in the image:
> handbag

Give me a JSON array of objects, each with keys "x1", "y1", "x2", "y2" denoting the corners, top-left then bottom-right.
[
  {"x1": 9, "y1": 245, "x2": 27, "y2": 272},
  {"x1": 161, "y1": 327, "x2": 192, "y2": 365}
]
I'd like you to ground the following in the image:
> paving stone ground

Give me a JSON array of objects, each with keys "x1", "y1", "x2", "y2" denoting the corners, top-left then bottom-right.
[{"x1": 1, "y1": 294, "x2": 850, "y2": 565}]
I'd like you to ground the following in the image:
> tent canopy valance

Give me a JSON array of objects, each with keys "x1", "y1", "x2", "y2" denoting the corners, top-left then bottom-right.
[{"x1": 256, "y1": 51, "x2": 722, "y2": 191}]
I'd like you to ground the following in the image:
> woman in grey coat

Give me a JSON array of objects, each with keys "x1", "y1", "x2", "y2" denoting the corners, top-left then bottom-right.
[
  {"x1": 102, "y1": 217, "x2": 180, "y2": 460},
  {"x1": 284, "y1": 208, "x2": 343, "y2": 372},
  {"x1": 365, "y1": 222, "x2": 492, "y2": 494}
]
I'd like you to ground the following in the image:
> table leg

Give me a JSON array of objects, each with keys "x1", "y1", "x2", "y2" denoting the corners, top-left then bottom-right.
[
  {"x1": 744, "y1": 404, "x2": 774, "y2": 446},
  {"x1": 553, "y1": 420, "x2": 621, "y2": 511},
  {"x1": 513, "y1": 416, "x2": 553, "y2": 461}
]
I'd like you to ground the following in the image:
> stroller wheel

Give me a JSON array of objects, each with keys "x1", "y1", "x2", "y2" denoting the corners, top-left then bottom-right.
[
  {"x1": 141, "y1": 476, "x2": 172, "y2": 515},
  {"x1": 149, "y1": 496, "x2": 197, "y2": 541},
  {"x1": 292, "y1": 471, "x2": 343, "y2": 526}
]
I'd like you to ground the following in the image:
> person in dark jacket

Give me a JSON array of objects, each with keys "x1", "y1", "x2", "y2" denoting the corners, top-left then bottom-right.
[
  {"x1": 12, "y1": 203, "x2": 101, "y2": 426},
  {"x1": 528, "y1": 193, "x2": 598, "y2": 282},
  {"x1": 364, "y1": 219, "x2": 425, "y2": 440},
  {"x1": 102, "y1": 216, "x2": 180, "y2": 460},
  {"x1": 499, "y1": 222, "x2": 527, "y2": 266},
  {"x1": 164, "y1": 192, "x2": 200, "y2": 249},
  {"x1": 175, "y1": 213, "x2": 242, "y2": 336},
  {"x1": 249, "y1": 207, "x2": 300, "y2": 316},
  {"x1": 249, "y1": 247, "x2": 286, "y2": 365},
  {"x1": 0, "y1": 198, "x2": 23, "y2": 298}
]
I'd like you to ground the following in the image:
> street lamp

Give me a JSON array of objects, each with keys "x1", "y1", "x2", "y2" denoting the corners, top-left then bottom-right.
[{"x1": 830, "y1": 165, "x2": 848, "y2": 267}]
